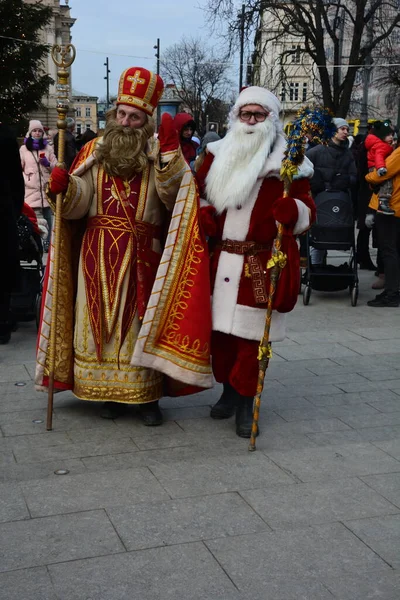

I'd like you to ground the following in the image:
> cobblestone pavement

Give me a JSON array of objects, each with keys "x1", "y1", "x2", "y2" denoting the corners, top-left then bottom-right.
[{"x1": 1, "y1": 253, "x2": 400, "y2": 599}]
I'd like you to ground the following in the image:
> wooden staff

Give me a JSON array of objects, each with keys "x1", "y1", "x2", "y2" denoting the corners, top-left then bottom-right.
[
  {"x1": 248, "y1": 182, "x2": 290, "y2": 452},
  {"x1": 46, "y1": 44, "x2": 76, "y2": 431}
]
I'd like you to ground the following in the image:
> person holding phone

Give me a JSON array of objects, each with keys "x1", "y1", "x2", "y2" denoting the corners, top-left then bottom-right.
[{"x1": 19, "y1": 120, "x2": 57, "y2": 251}]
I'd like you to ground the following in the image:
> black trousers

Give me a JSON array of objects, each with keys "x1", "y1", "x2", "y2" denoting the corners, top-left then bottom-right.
[
  {"x1": 375, "y1": 214, "x2": 400, "y2": 293},
  {"x1": 0, "y1": 292, "x2": 11, "y2": 335}
]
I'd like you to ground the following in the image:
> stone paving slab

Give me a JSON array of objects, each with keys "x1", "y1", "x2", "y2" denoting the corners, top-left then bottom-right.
[
  {"x1": 322, "y1": 572, "x2": 400, "y2": 600},
  {"x1": 306, "y1": 390, "x2": 400, "y2": 407},
  {"x1": 107, "y1": 492, "x2": 269, "y2": 550},
  {"x1": 0, "y1": 458, "x2": 87, "y2": 484},
  {"x1": 274, "y1": 342, "x2": 361, "y2": 361},
  {"x1": 307, "y1": 426, "x2": 400, "y2": 446},
  {"x1": 0, "y1": 364, "x2": 32, "y2": 383},
  {"x1": 361, "y1": 473, "x2": 400, "y2": 508},
  {"x1": 0, "y1": 482, "x2": 30, "y2": 523},
  {"x1": 0, "y1": 509, "x2": 125, "y2": 572},
  {"x1": 336, "y1": 411, "x2": 400, "y2": 429},
  {"x1": 13, "y1": 437, "x2": 138, "y2": 464},
  {"x1": 48, "y1": 542, "x2": 240, "y2": 600},
  {"x1": 274, "y1": 402, "x2": 380, "y2": 423},
  {"x1": 148, "y1": 453, "x2": 295, "y2": 498},
  {"x1": 0, "y1": 567, "x2": 58, "y2": 600},
  {"x1": 205, "y1": 522, "x2": 391, "y2": 590},
  {"x1": 240, "y1": 477, "x2": 399, "y2": 529},
  {"x1": 265, "y1": 443, "x2": 400, "y2": 482},
  {"x1": 21, "y1": 467, "x2": 170, "y2": 517},
  {"x1": 374, "y1": 438, "x2": 400, "y2": 460},
  {"x1": 345, "y1": 514, "x2": 400, "y2": 569},
  {"x1": 369, "y1": 398, "x2": 400, "y2": 413}
]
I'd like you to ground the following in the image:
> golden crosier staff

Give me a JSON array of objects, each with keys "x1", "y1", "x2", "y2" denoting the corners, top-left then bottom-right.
[
  {"x1": 248, "y1": 199, "x2": 288, "y2": 452},
  {"x1": 46, "y1": 43, "x2": 76, "y2": 431}
]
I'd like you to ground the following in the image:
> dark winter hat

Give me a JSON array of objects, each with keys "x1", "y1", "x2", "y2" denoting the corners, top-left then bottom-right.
[{"x1": 371, "y1": 120, "x2": 394, "y2": 140}]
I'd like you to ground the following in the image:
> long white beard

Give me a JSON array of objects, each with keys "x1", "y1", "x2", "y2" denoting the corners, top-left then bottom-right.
[{"x1": 205, "y1": 118, "x2": 277, "y2": 213}]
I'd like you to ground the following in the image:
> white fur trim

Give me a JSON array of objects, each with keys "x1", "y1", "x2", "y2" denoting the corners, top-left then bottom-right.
[
  {"x1": 293, "y1": 199, "x2": 311, "y2": 235},
  {"x1": 211, "y1": 179, "x2": 262, "y2": 334},
  {"x1": 294, "y1": 156, "x2": 314, "y2": 179},
  {"x1": 200, "y1": 198, "x2": 210, "y2": 208},
  {"x1": 233, "y1": 87, "x2": 281, "y2": 117},
  {"x1": 230, "y1": 305, "x2": 286, "y2": 342}
]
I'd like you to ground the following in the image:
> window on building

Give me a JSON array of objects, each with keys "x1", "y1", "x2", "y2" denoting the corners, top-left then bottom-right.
[
  {"x1": 289, "y1": 82, "x2": 299, "y2": 101},
  {"x1": 302, "y1": 82, "x2": 308, "y2": 102},
  {"x1": 76, "y1": 107, "x2": 81, "y2": 117},
  {"x1": 76, "y1": 123, "x2": 82, "y2": 135},
  {"x1": 280, "y1": 86, "x2": 286, "y2": 102},
  {"x1": 86, "y1": 123, "x2": 92, "y2": 131},
  {"x1": 85, "y1": 107, "x2": 91, "y2": 117},
  {"x1": 291, "y1": 45, "x2": 301, "y2": 64}
]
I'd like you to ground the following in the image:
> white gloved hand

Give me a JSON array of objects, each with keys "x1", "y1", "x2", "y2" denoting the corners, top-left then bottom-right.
[
  {"x1": 365, "y1": 213, "x2": 375, "y2": 229},
  {"x1": 377, "y1": 167, "x2": 387, "y2": 176}
]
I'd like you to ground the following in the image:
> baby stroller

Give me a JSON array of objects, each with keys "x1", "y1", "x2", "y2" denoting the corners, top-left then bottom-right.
[
  {"x1": 302, "y1": 189, "x2": 359, "y2": 306},
  {"x1": 10, "y1": 207, "x2": 45, "y2": 328}
]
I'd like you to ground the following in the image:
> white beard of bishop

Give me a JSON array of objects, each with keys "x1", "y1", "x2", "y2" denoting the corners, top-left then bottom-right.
[{"x1": 205, "y1": 118, "x2": 277, "y2": 214}]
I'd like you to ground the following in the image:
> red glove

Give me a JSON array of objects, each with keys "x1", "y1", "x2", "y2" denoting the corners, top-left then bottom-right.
[
  {"x1": 272, "y1": 196, "x2": 298, "y2": 228},
  {"x1": 200, "y1": 205, "x2": 217, "y2": 237},
  {"x1": 49, "y1": 167, "x2": 70, "y2": 195},
  {"x1": 158, "y1": 113, "x2": 180, "y2": 153}
]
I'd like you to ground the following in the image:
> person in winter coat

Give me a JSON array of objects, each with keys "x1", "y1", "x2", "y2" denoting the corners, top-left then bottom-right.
[
  {"x1": 173, "y1": 113, "x2": 199, "y2": 165},
  {"x1": 192, "y1": 131, "x2": 221, "y2": 173},
  {"x1": 366, "y1": 146, "x2": 400, "y2": 307},
  {"x1": 196, "y1": 87, "x2": 315, "y2": 437},
  {"x1": 20, "y1": 120, "x2": 57, "y2": 251},
  {"x1": 0, "y1": 123, "x2": 25, "y2": 343},
  {"x1": 365, "y1": 120, "x2": 395, "y2": 215},
  {"x1": 306, "y1": 117, "x2": 357, "y2": 265}
]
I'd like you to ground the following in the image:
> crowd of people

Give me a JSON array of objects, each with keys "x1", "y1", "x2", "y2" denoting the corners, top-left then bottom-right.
[{"x1": 1, "y1": 66, "x2": 400, "y2": 437}]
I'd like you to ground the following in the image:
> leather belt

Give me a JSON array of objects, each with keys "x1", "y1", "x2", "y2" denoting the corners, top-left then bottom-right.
[{"x1": 217, "y1": 238, "x2": 271, "y2": 304}]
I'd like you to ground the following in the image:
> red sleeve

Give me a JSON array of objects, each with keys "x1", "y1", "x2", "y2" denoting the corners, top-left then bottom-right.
[
  {"x1": 195, "y1": 152, "x2": 214, "y2": 197},
  {"x1": 289, "y1": 178, "x2": 316, "y2": 224},
  {"x1": 375, "y1": 141, "x2": 393, "y2": 170}
]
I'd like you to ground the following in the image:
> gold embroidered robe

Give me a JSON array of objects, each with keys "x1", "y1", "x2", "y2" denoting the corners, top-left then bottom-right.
[{"x1": 37, "y1": 144, "x2": 189, "y2": 404}]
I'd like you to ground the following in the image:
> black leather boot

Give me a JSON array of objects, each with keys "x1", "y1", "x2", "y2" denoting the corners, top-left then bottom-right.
[
  {"x1": 236, "y1": 395, "x2": 258, "y2": 438},
  {"x1": 139, "y1": 400, "x2": 163, "y2": 426},
  {"x1": 210, "y1": 383, "x2": 237, "y2": 419},
  {"x1": 100, "y1": 401, "x2": 127, "y2": 419}
]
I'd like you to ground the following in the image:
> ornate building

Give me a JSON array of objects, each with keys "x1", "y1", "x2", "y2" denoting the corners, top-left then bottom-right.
[
  {"x1": 27, "y1": 0, "x2": 75, "y2": 128},
  {"x1": 72, "y1": 91, "x2": 98, "y2": 134}
]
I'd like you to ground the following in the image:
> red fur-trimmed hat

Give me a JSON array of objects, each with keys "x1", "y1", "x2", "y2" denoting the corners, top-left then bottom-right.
[{"x1": 116, "y1": 67, "x2": 164, "y2": 116}]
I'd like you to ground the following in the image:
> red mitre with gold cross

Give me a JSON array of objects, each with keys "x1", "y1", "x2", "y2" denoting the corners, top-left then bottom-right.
[{"x1": 116, "y1": 67, "x2": 164, "y2": 116}]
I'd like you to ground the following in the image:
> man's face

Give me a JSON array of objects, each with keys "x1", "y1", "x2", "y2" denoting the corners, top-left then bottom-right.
[
  {"x1": 182, "y1": 125, "x2": 194, "y2": 139},
  {"x1": 31, "y1": 128, "x2": 43, "y2": 139},
  {"x1": 116, "y1": 105, "x2": 147, "y2": 129},
  {"x1": 334, "y1": 126, "x2": 349, "y2": 142},
  {"x1": 238, "y1": 104, "x2": 269, "y2": 129}
]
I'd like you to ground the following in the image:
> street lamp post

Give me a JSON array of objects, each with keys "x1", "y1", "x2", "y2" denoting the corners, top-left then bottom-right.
[
  {"x1": 154, "y1": 38, "x2": 161, "y2": 128},
  {"x1": 104, "y1": 57, "x2": 110, "y2": 110}
]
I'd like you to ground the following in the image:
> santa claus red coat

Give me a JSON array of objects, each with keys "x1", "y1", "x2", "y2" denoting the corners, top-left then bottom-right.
[{"x1": 196, "y1": 103, "x2": 315, "y2": 396}]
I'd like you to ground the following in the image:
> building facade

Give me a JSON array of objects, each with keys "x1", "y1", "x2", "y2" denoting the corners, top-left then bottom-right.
[
  {"x1": 72, "y1": 91, "x2": 98, "y2": 134},
  {"x1": 27, "y1": 0, "x2": 75, "y2": 128},
  {"x1": 252, "y1": 5, "x2": 400, "y2": 129}
]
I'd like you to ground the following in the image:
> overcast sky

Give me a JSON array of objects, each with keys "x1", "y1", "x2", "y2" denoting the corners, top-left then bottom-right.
[{"x1": 69, "y1": 0, "x2": 238, "y2": 99}]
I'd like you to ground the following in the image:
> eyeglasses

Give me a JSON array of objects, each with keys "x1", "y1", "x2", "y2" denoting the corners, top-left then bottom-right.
[{"x1": 239, "y1": 111, "x2": 269, "y2": 122}]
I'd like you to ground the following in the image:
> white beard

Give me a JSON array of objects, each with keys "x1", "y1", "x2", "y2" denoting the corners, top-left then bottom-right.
[{"x1": 205, "y1": 118, "x2": 277, "y2": 213}]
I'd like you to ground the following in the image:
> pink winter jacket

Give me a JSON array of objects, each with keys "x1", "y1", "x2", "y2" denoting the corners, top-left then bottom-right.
[{"x1": 20, "y1": 144, "x2": 57, "y2": 209}]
